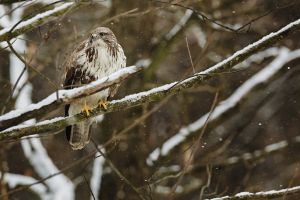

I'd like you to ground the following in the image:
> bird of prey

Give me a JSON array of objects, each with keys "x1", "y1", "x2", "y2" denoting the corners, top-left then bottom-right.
[{"x1": 63, "y1": 27, "x2": 126, "y2": 150}]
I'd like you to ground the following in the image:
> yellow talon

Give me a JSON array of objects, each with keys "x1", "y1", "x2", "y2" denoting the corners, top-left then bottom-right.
[
  {"x1": 98, "y1": 100, "x2": 109, "y2": 110},
  {"x1": 82, "y1": 100, "x2": 93, "y2": 116}
]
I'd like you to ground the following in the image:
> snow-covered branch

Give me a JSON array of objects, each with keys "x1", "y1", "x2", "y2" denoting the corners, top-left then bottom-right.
[
  {"x1": 0, "y1": 65, "x2": 143, "y2": 130},
  {"x1": 0, "y1": 2, "x2": 78, "y2": 42},
  {"x1": 0, "y1": 0, "x2": 26, "y2": 4},
  {"x1": 208, "y1": 185, "x2": 300, "y2": 200},
  {"x1": 221, "y1": 135, "x2": 300, "y2": 166},
  {"x1": 1, "y1": 17, "x2": 300, "y2": 141},
  {"x1": 21, "y1": 138, "x2": 74, "y2": 199},
  {"x1": 147, "y1": 47, "x2": 300, "y2": 165},
  {"x1": 1, "y1": 172, "x2": 48, "y2": 199}
]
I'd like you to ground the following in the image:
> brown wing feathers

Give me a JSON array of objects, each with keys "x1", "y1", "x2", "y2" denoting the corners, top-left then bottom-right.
[
  {"x1": 63, "y1": 63, "x2": 97, "y2": 141},
  {"x1": 64, "y1": 67, "x2": 78, "y2": 141}
]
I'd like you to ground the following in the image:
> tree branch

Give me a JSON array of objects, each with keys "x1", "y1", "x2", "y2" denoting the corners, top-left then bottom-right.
[
  {"x1": 0, "y1": 0, "x2": 25, "y2": 4},
  {"x1": 1, "y1": 172, "x2": 48, "y2": 198},
  {"x1": 0, "y1": 65, "x2": 143, "y2": 131},
  {"x1": 208, "y1": 185, "x2": 300, "y2": 200},
  {"x1": 0, "y1": 2, "x2": 78, "y2": 42},
  {"x1": 1, "y1": 17, "x2": 300, "y2": 141},
  {"x1": 147, "y1": 48, "x2": 300, "y2": 165}
]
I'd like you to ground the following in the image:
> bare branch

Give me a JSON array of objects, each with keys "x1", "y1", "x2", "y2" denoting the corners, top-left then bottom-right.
[
  {"x1": 199, "y1": 165, "x2": 212, "y2": 200},
  {"x1": 152, "y1": 0, "x2": 236, "y2": 32},
  {"x1": 7, "y1": 40, "x2": 58, "y2": 91}
]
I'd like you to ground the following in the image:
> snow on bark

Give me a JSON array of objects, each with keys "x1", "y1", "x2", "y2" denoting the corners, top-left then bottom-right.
[
  {"x1": 147, "y1": 47, "x2": 300, "y2": 165},
  {"x1": 209, "y1": 185, "x2": 300, "y2": 200},
  {"x1": 0, "y1": 65, "x2": 141, "y2": 123},
  {"x1": 0, "y1": 2, "x2": 75, "y2": 42},
  {"x1": 2, "y1": 17, "x2": 300, "y2": 141},
  {"x1": 1, "y1": 172, "x2": 49, "y2": 199}
]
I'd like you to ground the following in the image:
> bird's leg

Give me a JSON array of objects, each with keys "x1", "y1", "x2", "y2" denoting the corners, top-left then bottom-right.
[
  {"x1": 81, "y1": 100, "x2": 93, "y2": 116},
  {"x1": 98, "y1": 99, "x2": 109, "y2": 110}
]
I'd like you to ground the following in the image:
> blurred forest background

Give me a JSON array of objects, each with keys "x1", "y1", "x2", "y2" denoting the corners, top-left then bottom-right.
[{"x1": 0, "y1": 0, "x2": 300, "y2": 200}]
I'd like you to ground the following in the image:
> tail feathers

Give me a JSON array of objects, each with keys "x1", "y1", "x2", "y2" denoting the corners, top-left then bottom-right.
[
  {"x1": 65, "y1": 104, "x2": 71, "y2": 141},
  {"x1": 68, "y1": 120, "x2": 92, "y2": 150}
]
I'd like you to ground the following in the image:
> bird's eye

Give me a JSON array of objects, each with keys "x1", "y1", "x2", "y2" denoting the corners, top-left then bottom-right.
[{"x1": 99, "y1": 32, "x2": 106, "y2": 37}]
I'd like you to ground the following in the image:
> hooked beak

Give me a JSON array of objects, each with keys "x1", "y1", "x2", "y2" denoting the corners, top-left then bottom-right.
[{"x1": 89, "y1": 33, "x2": 97, "y2": 43}]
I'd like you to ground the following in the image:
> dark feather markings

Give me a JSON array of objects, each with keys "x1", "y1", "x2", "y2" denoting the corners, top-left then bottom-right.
[
  {"x1": 85, "y1": 47, "x2": 95, "y2": 63},
  {"x1": 63, "y1": 64, "x2": 96, "y2": 142},
  {"x1": 63, "y1": 66, "x2": 96, "y2": 89},
  {"x1": 64, "y1": 67, "x2": 78, "y2": 141},
  {"x1": 107, "y1": 42, "x2": 119, "y2": 59}
]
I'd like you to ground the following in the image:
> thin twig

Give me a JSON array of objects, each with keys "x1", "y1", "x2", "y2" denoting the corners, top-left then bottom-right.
[
  {"x1": 6, "y1": 40, "x2": 58, "y2": 91},
  {"x1": 83, "y1": 174, "x2": 96, "y2": 200},
  {"x1": 185, "y1": 36, "x2": 195, "y2": 74},
  {"x1": 150, "y1": 0, "x2": 236, "y2": 32},
  {"x1": 169, "y1": 92, "x2": 219, "y2": 199},
  {"x1": 91, "y1": 139, "x2": 147, "y2": 200},
  {"x1": 101, "y1": 8, "x2": 139, "y2": 25},
  {"x1": 235, "y1": 1, "x2": 300, "y2": 32},
  {"x1": 7, "y1": 1, "x2": 64, "y2": 33},
  {"x1": 1, "y1": 66, "x2": 26, "y2": 114},
  {"x1": 199, "y1": 165, "x2": 212, "y2": 200},
  {"x1": 0, "y1": 0, "x2": 31, "y2": 18},
  {"x1": 102, "y1": 95, "x2": 172, "y2": 148}
]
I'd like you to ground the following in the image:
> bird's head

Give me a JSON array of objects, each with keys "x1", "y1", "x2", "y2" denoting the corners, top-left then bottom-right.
[{"x1": 89, "y1": 27, "x2": 117, "y2": 46}]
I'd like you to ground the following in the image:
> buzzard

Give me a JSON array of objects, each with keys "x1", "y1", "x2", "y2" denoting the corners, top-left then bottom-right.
[{"x1": 63, "y1": 27, "x2": 126, "y2": 150}]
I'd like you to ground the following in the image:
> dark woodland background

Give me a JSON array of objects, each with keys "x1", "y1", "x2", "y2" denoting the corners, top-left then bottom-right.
[{"x1": 1, "y1": 0, "x2": 300, "y2": 199}]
